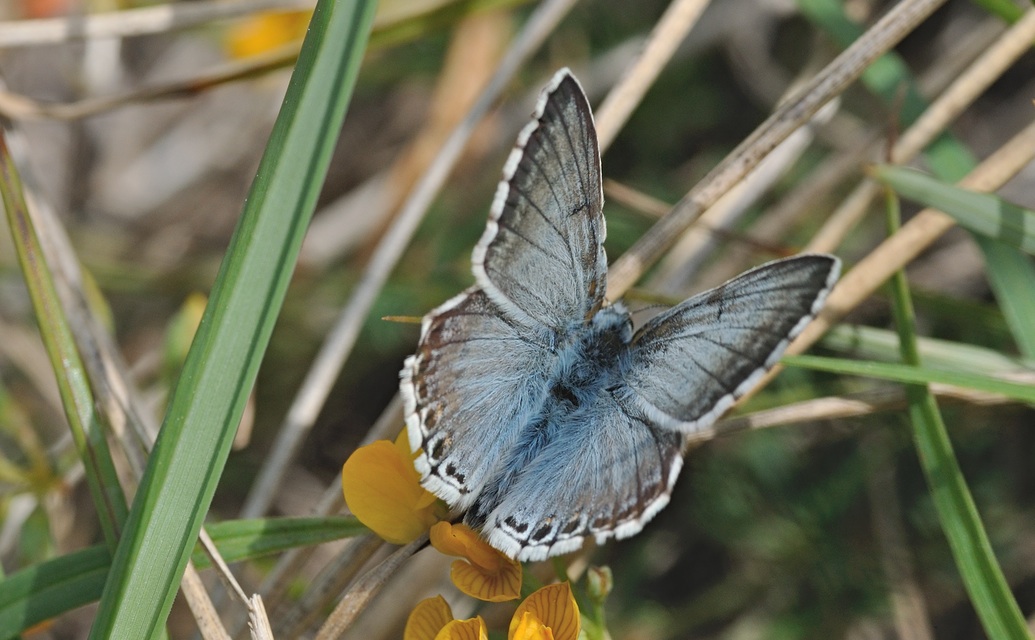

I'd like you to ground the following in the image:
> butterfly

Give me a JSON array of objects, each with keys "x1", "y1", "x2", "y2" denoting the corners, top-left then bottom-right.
[{"x1": 400, "y1": 68, "x2": 841, "y2": 562}]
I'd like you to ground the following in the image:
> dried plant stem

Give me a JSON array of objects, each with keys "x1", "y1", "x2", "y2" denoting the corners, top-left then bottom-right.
[
  {"x1": 181, "y1": 562, "x2": 233, "y2": 640},
  {"x1": 0, "y1": 45, "x2": 298, "y2": 120},
  {"x1": 275, "y1": 535, "x2": 386, "y2": 638},
  {"x1": 714, "y1": 376, "x2": 1030, "y2": 438},
  {"x1": 0, "y1": 0, "x2": 312, "y2": 47},
  {"x1": 807, "y1": 6, "x2": 1035, "y2": 253},
  {"x1": 605, "y1": 0, "x2": 948, "y2": 298},
  {"x1": 799, "y1": 117, "x2": 1035, "y2": 346},
  {"x1": 593, "y1": 0, "x2": 710, "y2": 151},
  {"x1": 312, "y1": 536, "x2": 428, "y2": 640},
  {"x1": 253, "y1": 401, "x2": 402, "y2": 627}
]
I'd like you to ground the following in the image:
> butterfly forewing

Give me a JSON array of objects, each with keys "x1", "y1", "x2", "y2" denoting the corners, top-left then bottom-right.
[
  {"x1": 472, "y1": 71, "x2": 606, "y2": 330},
  {"x1": 621, "y1": 255, "x2": 841, "y2": 434},
  {"x1": 402, "y1": 288, "x2": 553, "y2": 510}
]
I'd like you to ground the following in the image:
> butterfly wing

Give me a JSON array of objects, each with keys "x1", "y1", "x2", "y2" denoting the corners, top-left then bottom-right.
[
  {"x1": 477, "y1": 393, "x2": 684, "y2": 562},
  {"x1": 619, "y1": 254, "x2": 840, "y2": 435},
  {"x1": 402, "y1": 288, "x2": 552, "y2": 510},
  {"x1": 472, "y1": 69, "x2": 606, "y2": 330}
]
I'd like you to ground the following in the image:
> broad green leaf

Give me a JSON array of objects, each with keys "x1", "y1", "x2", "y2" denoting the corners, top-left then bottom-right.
[
  {"x1": 0, "y1": 546, "x2": 110, "y2": 640},
  {"x1": 88, "y1": 1, "x2": 378, "y2": 637},
  {"x1": 871, "y1": 165, "x2": 1035, "y2": 255}
]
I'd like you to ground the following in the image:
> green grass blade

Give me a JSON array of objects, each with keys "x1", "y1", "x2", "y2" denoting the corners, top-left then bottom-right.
[
  {"x1": 0, "y1": 546, "x2": 111, "y2": 640},
  {"x1": 191, "y1": 517, "x2": 368, "y2": 568},
  {"x1": 871, "y1": 165, "x2": 1035, "y2": 357},
  {"x1": 821, "y1": 324, "x2": 1035, "y2": 373},
  {"x1": 0, "y1": 135, "x2": 128, "y2": 550},
  {"x1": 881, "y1": 185, "x2": 1030, "y2": 639},
  {"x1": 783, "y1": 355, "x2": 1035, "y2": 404},
  {"x1": 870, "y1": 165, "x2": 1035, "y2": 255},
  {"x1": 0, "y1": 517, "x2": 366, "y2": 637},
  {"x1": 88, "y1": 0, "x2": 377, "y2": 637},
  {"x1": 974, "y1": 236, "x2": 1035, "y2": 358}
]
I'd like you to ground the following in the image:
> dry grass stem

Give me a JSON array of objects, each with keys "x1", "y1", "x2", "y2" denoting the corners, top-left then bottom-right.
[
  {"x1": 0, "y1": 45, "x2": 298, "y2": 120},
  {"x1": 605, "y1": 0, "x2": 948, "y2": 297},
  {"x1": 807, "y1": 6, "x2": 1035, "y2": 253},
  {"x1": 312, "y1": 535, "x2": 428, "y2": 640},
  {"x1": 651, "y1": 99, "x2": 839, "y2": 293},
  {"x1": 181, "y1": 561, "x2": 234, "y2": 640},
  {"x1": 593, "y1": 0, "x2": 710, "y2": 151},
  {"x1": 796, "y1": 116, "x2": 1035, "y2": 353},
  {"x1": 0, "y1": 0, "x2": 313, "y2": 47},
  {"x1": 715, "y1": 375, "x2": 1032, "y2": 439}
]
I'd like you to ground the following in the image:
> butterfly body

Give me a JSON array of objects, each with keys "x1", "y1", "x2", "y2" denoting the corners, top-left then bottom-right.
[
  {"x1": 466, "y1": 303, "x2": 633, "y2": 525},
  {"x1": 401, "y1": 69, "x2": 841, "y2": 562}
]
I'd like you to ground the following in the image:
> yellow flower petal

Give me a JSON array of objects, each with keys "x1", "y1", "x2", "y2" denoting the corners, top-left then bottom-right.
[
  {"x1": 509, "y1": 583, "x2": 580, "y2": 640},
  {"x1": 430, "y1": 522, "x2": 522, "y2": 602},
  {"x1": 342, "y1": 439, "x2": 444, "y2": 544},
  {"x1": 405, "y1": 596, "x2": 454, "y2": 640},
  {"x1": 434, "y1": 617, "x2": 488, "y2": 640},
  {"x1": 510, "y1": 611, "x2": 554, "y2": 640}
]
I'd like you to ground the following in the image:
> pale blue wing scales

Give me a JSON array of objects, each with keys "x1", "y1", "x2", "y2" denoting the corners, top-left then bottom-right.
[
  {"x1": 472, "y1": 69, "x2": 606, "y2": 330},
  {"x1": 477, "y1": 394, "x2": 684, "y2": 562},
  {"x1": 401, "y1": 288, "x2": 553, "y2": 510},
  {"x1": 621, "y1": 254, "x2": 841, "y2": 435}
]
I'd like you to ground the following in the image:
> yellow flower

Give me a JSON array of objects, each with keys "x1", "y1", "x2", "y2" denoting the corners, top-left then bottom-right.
[
  {"x1": 509, "y1": 583, "x2": 580, "y2": 640},
  {"x1": 341, "y1": 432, "x2": 446, "y2": 544},
  {"x1": 404, "y1": 583, "x2": 580, "y2": 640},
  {"x1": 430, "y1": 522, "x2": 522, "y2": 602},
  {"x1": 224, "y1": 10, "x2": 311, "y2": 59},
  {"x1": 404, "y1": 596, "x2": 488, "y2": 640}
]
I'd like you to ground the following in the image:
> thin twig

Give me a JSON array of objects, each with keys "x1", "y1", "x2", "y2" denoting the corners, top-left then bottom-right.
[
  {"x1": 713, "y1": 376, "x2": 1031, "y2": 438},
  {"x1": 0, "y1": 44, "x2": 298, "y2": 120},
  {"x1": 257, "y1": 394, "x2": 401, "y2": 613},
  {"x1": 807, "y1": 6, "x2": 1035, "y2": 253},
  {"x1": 181, "y1": 561, "x2": 233, "y2": 640},
  {"x1": 312, "y1": 535, "x2": 429, "y2": 640},
  {"x1": 0, "y1": 0, "x2": 313, "y2": 47},
  {"x1": 784, "y1": 117, "x2": 1035, "y2": 358},
  {"x1": 276, "y1": 535, "x2": 386, "y2": 638},
  {"x1": 605, "y1": 0, "x2": 948, "y2": 298},
  {"x1": 593, "y1": 0, "x2": 710, "y2": 151}
]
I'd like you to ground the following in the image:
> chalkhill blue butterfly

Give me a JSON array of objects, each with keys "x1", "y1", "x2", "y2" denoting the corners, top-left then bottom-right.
[{"x1": 401, "y1": 69, "x2": 841, "y2": 562}]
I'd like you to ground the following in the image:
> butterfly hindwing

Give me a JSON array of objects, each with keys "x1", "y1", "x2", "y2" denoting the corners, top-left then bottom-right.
[
  {"x1": 477, "y1": 390, "x2": 684, "y2": 562},
  {"x1": 402, "y1": 288, "x2": 553, "y2": 510},
  {"x1": 620, "y1": 254, "x2": 841, "y2": 435},
  {"x1": 472, "y1": 70, "x2": 606, "y2": 330}
]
